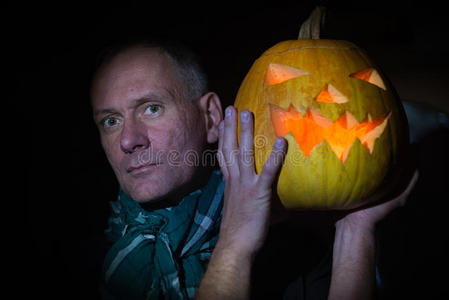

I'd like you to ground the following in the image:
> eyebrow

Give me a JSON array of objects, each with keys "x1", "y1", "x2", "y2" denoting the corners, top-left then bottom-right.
[
  {"x1": 128, "y1": 89, "x2": 174, "y2": 107},
  {"x1": 93, "y1": 108, "x2": 117, "y2": 118},
  {"x1": 93, "y1": 88, "x2": 176, "y2": 118}
]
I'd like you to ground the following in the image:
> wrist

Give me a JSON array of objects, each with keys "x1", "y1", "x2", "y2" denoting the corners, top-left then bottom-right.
[
  {"x1": 198, "y1": 239, "x2": 253, "y2": 300},
  {"x1": 213, "y1": 239, "x2": 256, "y2": 264},
  {"x1": 336, "y1": 214, "x2": 376, "y2": 236},
  {"x1": 333, "y1": 218, "x2": 376, "y2": 267}
]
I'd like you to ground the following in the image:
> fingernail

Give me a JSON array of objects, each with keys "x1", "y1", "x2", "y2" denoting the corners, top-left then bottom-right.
[
  {"x1": 240, "y1": 110, "x2": 249, "y2": 123},
  {"x1": 274, "y1": 137, "x2": 284, "y2": 148},
  {"x1": 219, "y1": 121, "x2": 224, "y2": 130},
  {"x1": 225, "y1": 107, "x2": 232, "y2": 118}
]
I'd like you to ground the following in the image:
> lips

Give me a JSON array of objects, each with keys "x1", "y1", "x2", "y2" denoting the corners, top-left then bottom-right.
[{"x1": 127, "y1": 162, "x2": 159, "y2": 174}]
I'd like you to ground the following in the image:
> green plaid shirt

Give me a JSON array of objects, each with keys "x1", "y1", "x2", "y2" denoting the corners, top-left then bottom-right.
[{"x1": 102, "y1": 170, "x2": 224, "y2": 300}]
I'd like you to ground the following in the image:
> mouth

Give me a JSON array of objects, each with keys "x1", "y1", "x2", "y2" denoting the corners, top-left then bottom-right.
[
  {"x1": 270, "y1": 103, "x2": 390, "y2": 163},
  {"x1": 127, "y1": 163, "x2": 160, "y2": 176}
]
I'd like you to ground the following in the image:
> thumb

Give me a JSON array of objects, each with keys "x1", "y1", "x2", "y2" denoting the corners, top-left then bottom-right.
[{"x1": 396, "y1": 169, "x2": 419, "y2": 207}]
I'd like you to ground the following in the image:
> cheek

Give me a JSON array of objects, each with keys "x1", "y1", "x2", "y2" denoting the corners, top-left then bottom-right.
[
  {"x1": 159, "y1": 122, "x2": 196, "y2": 153},
  {"x1": 162, "y1": 109, "x2": 206, "y2": 151}
]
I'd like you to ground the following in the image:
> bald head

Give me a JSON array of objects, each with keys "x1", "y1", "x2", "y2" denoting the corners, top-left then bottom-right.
[{"x1": 91, "y1": 40, "x2": 208, "y2": 104}]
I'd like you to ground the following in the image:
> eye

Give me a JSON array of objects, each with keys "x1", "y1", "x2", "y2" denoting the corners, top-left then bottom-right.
[
  {"x1": 144, "y1": 104, "x2": 162, "y2": 116},
  {"x1": 102, "y1": 117, "x2": 121, "y2": 128},
  {"x1": 264, "y1": 63, "x2": 309, "y2": 85},
  {"x1": 350, "y1": 68, "x2": 386, "y2": 90},
  {"x1": 316, "y1": 83, "x2": 348, "y2": 103}
]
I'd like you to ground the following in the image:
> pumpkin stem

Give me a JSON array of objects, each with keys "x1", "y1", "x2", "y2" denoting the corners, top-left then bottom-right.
[{"x1": 298, "y1": 6, "x2": 326, "y2": 40}]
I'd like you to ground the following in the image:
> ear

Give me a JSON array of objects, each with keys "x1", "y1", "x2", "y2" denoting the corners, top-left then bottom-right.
[{"x1": 196, "y1": 92, "x2": 223, "y2": 144}]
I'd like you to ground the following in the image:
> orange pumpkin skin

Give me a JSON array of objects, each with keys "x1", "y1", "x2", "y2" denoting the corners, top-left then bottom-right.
[{"x1": 234, "y1": 39, "x2": 409, "y2": 210}]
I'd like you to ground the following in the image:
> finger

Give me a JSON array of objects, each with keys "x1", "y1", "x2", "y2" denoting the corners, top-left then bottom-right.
[
  {"x1": 222, "y1": 106, "x2": 239, "y2": 174},
  {"x1": 372, "y1": 169, "x2": 419, "y2": 218},
  {"x1": 258, "y1": 137, "x2": 287, "y2": 187},
  {"x1": 217, "y1": 121, "x2": 229, "y2": 179},
  {"x1": 238, "y1": 110, "x2": 255, "y2": 176},
  {"x1": 395, "y1": 169, "x2": 419, "y2": 207}
]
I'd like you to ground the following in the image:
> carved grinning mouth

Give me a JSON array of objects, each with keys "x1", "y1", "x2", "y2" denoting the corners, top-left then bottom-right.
[{"x1": 270, "y1": 104, "x2": 390, "y2": 163}]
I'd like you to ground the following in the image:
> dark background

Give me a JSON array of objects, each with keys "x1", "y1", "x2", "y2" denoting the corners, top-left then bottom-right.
[{"x1": 13, "y1": 0, "x2": 448, "y2": 299}]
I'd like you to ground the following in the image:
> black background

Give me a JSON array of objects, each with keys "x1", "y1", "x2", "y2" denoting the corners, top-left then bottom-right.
[{"x1": 12, "y1": 0, "x2": 449, "y2": 299}]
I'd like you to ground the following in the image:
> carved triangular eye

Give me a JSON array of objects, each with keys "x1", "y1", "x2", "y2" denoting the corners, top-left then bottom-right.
[
  {"x1": 316, "y1": 83, "x2": 348, "y2": 103},
  {"x1": 265, "y1": 63, "x2": 309, "y2": 85},
  {"x1": 350, "y1": 68, "x2": 386, "y2": 90}
]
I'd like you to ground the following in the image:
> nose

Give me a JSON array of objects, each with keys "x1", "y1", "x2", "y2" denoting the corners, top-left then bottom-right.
[{"x1": 120, "y1": 119, "x2": 150, "y2": 154}]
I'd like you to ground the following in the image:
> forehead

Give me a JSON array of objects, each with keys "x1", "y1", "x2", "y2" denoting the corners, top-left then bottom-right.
[{"x1": 91, "y1": 47, "x2": 183, "y2": 107}]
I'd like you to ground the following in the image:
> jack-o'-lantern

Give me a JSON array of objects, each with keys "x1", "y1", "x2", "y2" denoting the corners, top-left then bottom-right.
[{"x1": 234, "y1": 7, "x2": 409, "y2": 210}]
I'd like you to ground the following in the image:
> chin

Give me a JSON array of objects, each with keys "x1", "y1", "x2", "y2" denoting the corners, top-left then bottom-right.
[
  {"x1": 127, "y1": 183, "x2": 167, "y2": 204},
  {"x1": 124, "y1": 173, "x2": 181, "y2": 205},
  {"x1": 119, "y1": 166, "x2": 199, "y2": 206}
]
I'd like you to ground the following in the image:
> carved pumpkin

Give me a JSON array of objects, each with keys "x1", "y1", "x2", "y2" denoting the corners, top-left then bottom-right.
[{"x1": 234, "y1": 7, "x2": 409, "y2": 210}]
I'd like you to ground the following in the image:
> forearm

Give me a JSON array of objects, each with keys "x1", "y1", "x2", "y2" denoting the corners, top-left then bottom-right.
[
  {"x1": 197, "y1": 107, "x2": 287, "y2": 300},
  {"x1": 196, "y1": 242, "x2": 252, "y2": 300},
  {"x1": 328, "y1": 220, "x2": 376, "y2": 300}
]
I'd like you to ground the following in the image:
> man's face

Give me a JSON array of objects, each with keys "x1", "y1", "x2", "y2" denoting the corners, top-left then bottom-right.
[{"x1": 91, "y1": 47, "x2": 208, "y2": 204}]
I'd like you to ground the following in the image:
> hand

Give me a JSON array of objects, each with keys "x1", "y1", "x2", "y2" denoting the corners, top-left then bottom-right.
[
  {"x1": 216, "y1": 106, "x2": 287, "y2": 258},
  {"x1": 337, "y1": 170, "x2": 419, "y2": 233}
]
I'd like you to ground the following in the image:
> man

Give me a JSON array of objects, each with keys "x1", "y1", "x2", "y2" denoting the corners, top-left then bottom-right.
[
  {"x1": 90, "y1": 39, "x2": 417, "y2": 299},
  {"x1": 90, "y1": 39, "x2": 226, "y2": 299}
]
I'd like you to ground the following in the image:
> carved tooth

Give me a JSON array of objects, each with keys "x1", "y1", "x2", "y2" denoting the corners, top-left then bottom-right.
[
  {"x1": 337, "y1": 111, "x2": 359, "y2": 129},
  {"x1": 360, "y1": 113, "x2": 391, "y2": 153},
  {"x1": 309, "y1": 108, "x2": 332, "y2": 128}
]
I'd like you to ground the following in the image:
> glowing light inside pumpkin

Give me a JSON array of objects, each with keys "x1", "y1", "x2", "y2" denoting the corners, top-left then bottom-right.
[
  {"x1": 265, "y1": 63, "x2": 309, "y2": 85},
  {"x1": 270, "y1": 104, "x2": 390, "y2": 162},
  {"x1": 350, "y1": 68, "x2": 386, "y2": 90},
  {"x1": 316, "y1": 83, "x2": 349, "y2": 103}
]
